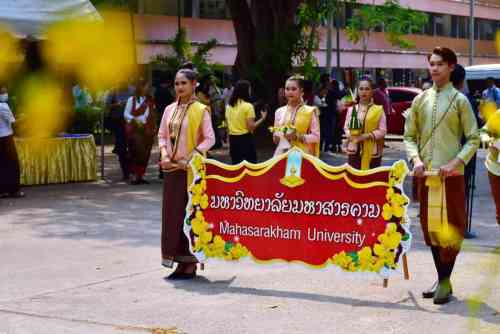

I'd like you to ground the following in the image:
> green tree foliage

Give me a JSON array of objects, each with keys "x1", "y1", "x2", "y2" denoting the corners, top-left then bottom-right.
[
  {"x1": 346, "y1": 0, "x2": 428, "y2": 71},
  {"x1": 150, "y1": 28, "x2": 224, "y2": 84},
  {"x1": 296, "y1": 1, "x2": 356, "y2": 81}
]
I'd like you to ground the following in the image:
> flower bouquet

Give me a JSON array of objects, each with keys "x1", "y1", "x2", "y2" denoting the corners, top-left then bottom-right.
[
  {"x1": 480, "y1": 109, "x2": 500, "y2": 163},
  {"x1": 346, "y1": 104, "x2": 363, "y2": 154},
  {"x1": 269, "y1": 124, "x2": 296, "y2": 155}
]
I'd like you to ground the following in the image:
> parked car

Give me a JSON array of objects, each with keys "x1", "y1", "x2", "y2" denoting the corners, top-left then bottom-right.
[
  {"x1": 387, "y1": 87, "x2": 422, "y2": 135},
  {"x1": 465, "y1": 64, "x2": 500, "y2": 96}
]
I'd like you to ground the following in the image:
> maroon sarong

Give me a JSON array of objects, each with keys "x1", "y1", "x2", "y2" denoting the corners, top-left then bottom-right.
[
  {"x1": 161, "y1": 170, "x2": 197, "y2": 266},
  {"x1": 417, "y1": 175, "x2": 466, "y2": 262}
]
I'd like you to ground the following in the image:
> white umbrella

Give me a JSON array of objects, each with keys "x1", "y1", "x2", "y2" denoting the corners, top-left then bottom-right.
[{"x1": 0, "y1": 0, "x2": 100, "y2": 37}]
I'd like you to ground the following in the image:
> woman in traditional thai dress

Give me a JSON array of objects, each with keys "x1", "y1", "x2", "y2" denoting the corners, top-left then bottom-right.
[
  {"x1": 124, "y1": 80, "x2": 156, "y2": 184},
  {"x1": 343, "y1": 77, "x2": 387, "y2": 170},
  {"x1": 158, "y1": 69, "x2": 215, "y2": 279},
  {"x1": 272, "y1": 75, "x2": 320, "y2": 157},
  {"x1": 225, "y1": 80, "x2": 267, "y2": 164}
]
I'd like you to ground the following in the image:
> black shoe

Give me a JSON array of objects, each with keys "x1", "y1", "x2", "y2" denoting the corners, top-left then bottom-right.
[
  {"x1": 166, "y1": 271, "x2": 196, "y2": 280},
  {"x1": 422, "y1": 281, "x2": 438, "y2": 299},
  {"x1": 139, "y1": 179, "x2": 150, "y2": 184}
]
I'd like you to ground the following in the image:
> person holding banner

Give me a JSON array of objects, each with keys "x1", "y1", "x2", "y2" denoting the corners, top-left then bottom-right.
[
  {"x1": 124, "y1": 80, "x2": 156, "y2": 185},
  {"x1": 225, "y1": 80, "x2": 267, "y2": 164},
  {"x1": 404, "y1": 47, "x2": 479, "y2": 304},
  {"x1": 158, "y1": 68, "x2": 215, "y2": 279},
  {"x1": 343, "y1": 77, "x2": 387, "y2": 170},
  {"x1": 272, "y1": 75, "x2": 320, "y2": 157}
]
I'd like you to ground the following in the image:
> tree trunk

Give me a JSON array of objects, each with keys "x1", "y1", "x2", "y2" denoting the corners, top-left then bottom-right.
[
  {"x1": 225, "y1": 0, "x2": 304, "y2": 109},
  {"x1": 361, "y1": 32, "x2": 368, "y2": 74}
]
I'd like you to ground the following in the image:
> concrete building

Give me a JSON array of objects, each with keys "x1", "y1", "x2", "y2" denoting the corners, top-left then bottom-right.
[{"x1": 133, "y1": 0, "x2": 500, "y2": 86}]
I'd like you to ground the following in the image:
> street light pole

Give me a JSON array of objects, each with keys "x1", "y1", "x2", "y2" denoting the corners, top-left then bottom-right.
[
  {"x1": 335, "y1": 15, "x2": 341, "y2": 81},
  {"x1": 469, "y1": 0, "x2": 475, "y2": 66},
  {"x1": 326, "y1": 11, "x2": 333, "y2": 75}
]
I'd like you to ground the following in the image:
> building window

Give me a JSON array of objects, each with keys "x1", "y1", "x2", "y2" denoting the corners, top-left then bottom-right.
[
  {"x1": 478, "y1": 19, "x2": 496, "y2": 40},
  {"x1": 199, "y1": 0, "x2": 227, "y2": 19},
  {"x1": 434, "y1": 14, "x2": 452, "y2": 37},
  {"x1": 458, "y1": 16, "x2": 469, "y2": 39},
  {"x1": 424, "y1": 13, "x2": 435, "y2": 36}
]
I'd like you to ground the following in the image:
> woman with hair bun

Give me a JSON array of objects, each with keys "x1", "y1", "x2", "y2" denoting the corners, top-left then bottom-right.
[
  {"x1": 272, "y1": 75, "x2": 320, "y2": 157},
  {"x1": 343, "y1": 77, "x2": 387, "y2": 170},
  {"x1": 158, "y1": 68, "x2": 215, "y2": 280}
]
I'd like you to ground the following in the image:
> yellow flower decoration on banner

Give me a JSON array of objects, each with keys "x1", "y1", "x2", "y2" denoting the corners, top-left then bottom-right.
[
  {"x1": 331, "y1": 223, "x2": 403, "y2": 273},
  {"x1": 383, "y1": 186, "x2": 408, "y2": 221},
  {"x1": 187, "y1": 155, "x2": 250, "y2": 261},
  {"x1": 389, "y1": 160, "x2": 408, "y2": 186}
]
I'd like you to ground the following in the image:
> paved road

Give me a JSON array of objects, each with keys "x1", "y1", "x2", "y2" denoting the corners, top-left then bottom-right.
[{"x1": 0, "y1": 143, "x2": 498, "y2": 334}]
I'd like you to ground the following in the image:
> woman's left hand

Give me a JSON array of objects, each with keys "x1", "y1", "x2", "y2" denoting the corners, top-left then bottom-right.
[{"x1": 285, "y1": 132, "x2": 297, "y2": 142}]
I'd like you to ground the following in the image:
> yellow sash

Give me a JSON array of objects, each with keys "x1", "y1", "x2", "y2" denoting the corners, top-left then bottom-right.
[
  {"x1": 166, "y1": 100, "x2": 207, "y2": 186},
  {"x1": 425, "y1": 176, "x2": 462, "y2": 249},
  {"x1": 360, "y1": 105, "x2": 384, "y2": 170},
  {"x1": 292, "y1": 105, "x2": 320, "y2": 157},
  {"x1": 186, "y1": 101, "x2": 207, "y2": 186}
]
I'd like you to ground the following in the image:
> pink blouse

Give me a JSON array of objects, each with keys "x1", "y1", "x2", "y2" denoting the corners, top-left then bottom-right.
[
  {"x1": 343, "y1": 105, "x2": 387, "y2": 140},
  {"x1": 274, "y1": 106, "x2": 320, "y2": 144},
  {"x1": 158, "y1": 101, "x2": 215, "y2": 161}
]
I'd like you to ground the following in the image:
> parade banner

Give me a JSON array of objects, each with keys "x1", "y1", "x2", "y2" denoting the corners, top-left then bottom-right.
[{"x1": 184, "y1": 148, "x2": 411, "y2": 277}]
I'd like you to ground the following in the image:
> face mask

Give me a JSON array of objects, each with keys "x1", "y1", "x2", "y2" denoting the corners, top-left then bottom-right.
[{"x1": 0, "y1": 93, "x2": 8, "y2": 102}]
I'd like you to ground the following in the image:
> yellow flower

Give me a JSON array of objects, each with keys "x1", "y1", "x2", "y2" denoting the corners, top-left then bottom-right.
[
  {"x1": 212, "y1": 235, "x2": 226, "y2": 252},
  {"x1": 43, "y1": 12, "x2": 136, "y2": 90},
  {"x1": 358, "y1": 247, "x2": 373, "y2": 270},
  {"x1": 0, "y1": 26, "x2": 24, "y2": 81},
  {"x1": 332, "y1": 251, "x2": 353, "y2": 269},
  {"x1": 378, "y1": 232, "x2": 402, "y2": 250},
  {"x1": 192, "y1": 193, "x2": 209, "y2": 208},
  {"x1": 192, "y1": 155, "x2": 204, "y2": 172},
  {"x1": 390, "y1": 160, "x2": 407, "y2": 184},
  {"x1": 199, "y1": 230, "x2": 213, "y2": 244},
  {"x1": 16, "y1": 75, "x2": 70, "y2": 140},
  {"x1": 370, "y1": 258, "x2": 385, "y2": 272},
  {"x1": 386, "y1": 188, "x2": 395, "y2": 201},
  {"x1": 382, "y1": 203, "x2": 393, "y2": 220},
  {"x1": 191, "y1": 217, "x2": 208, "y2": 236},
  {"x1": 200, "y1": 179, "x2": 207, "y2": 191},
  {"x1": 485, "y1": 111, "x2": 500, "y2": 137},
  {"x1": 200, "y1": 194, "x2": 209, "y2": 209},
  {"x1": 190, "y1": 183, "x2": 203, "y2": 196},
  {"x1": 480, "y1": 100, "x2": 498, "y2": 123}
]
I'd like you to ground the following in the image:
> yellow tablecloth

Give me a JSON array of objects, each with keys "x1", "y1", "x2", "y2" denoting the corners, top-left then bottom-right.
[{"x1": 15, "y1": 135, "x2": 97, "y2": 185}]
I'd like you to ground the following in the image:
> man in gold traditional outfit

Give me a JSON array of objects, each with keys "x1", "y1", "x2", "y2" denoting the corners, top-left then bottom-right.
[{"x1": 404, "y1": 47, "x2": 479, "y2": 304}]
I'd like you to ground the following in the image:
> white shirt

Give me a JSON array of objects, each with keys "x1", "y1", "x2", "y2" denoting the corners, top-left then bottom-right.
[
  {"x1": 0, "y1": 102, "x2": 15, "y2": 137},
  {"x1": 123, "y1": 96, "x2": 149, "y2": 124}
]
